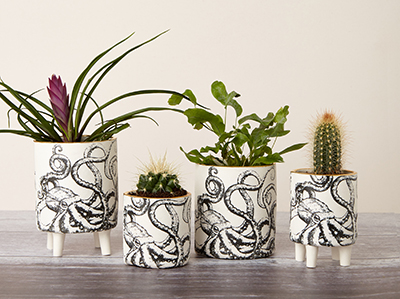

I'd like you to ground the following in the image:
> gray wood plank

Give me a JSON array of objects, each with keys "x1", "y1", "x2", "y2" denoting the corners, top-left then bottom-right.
[{"x1": 0, "y1": 211, "x2": 399, "y2": 299}]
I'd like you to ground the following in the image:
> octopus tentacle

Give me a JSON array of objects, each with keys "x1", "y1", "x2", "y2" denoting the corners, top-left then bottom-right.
[
  {"x1": 205, "y1": 167, "x2": 225, "y2": 203},
  {"x1": 330, "y1": 175, "x2": 357, "y2": 234},
  {"x1": 39, "y1": 145, "x2": 71, "y2": 195},
  {"x1": 198, "y1": 167, "x2": 277, "y2": 259},
  {"x1": 103, "y1": 140, "x2": 117, "y2": 184},
  {"x1": 237, "y1": 170, "x2": 261, "y2": 218},
  {"x1": 124, "y1": 203, "x2": 188, "y2": 268},
  {"x1": 196, "y1": 167, "x2": 225, "y2": 220},
  {"x1": 258, "y1": 201, "x2": 276, "y2": 248},
  {"x1": 70, "y1": 144, "x2": 113, "y2": 227},
  {"x1": 294, "y1": 175, "x2": 333, "y2": 204},
  {"x1": 71, "y1": 145, "x2": 107, "y2": 197},
  {"x1": 128, "y1": 197, "x2": 150, "y2": 216},
  {"x1": 148, "y1": 196, "x2": 189, "y2": 267},
  {"x1": 330, "y1": 175, "x2": 356, "y2": 210},
  {"x1": 223, "y1": 172, "x2": 261, "y2": 255}
]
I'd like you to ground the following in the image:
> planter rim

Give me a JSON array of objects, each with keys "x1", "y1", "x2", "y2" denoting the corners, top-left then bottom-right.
[
  {"x1": 124, "y1": 191, "x2": 191, "y2": 200},
  {"x1": 195, "y1": 163, "x2": 275, "y2": 169},
  {"x1": 33, "y1": 137, "x2": 116, "y2": 144},
  {"x1": 291, "y1": 168, "x2": 357, "y2": 176}
]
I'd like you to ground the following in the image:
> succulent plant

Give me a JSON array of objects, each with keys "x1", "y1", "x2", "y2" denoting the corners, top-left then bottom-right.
[
  {"x1": 135, "y1": 153, "x2": 185, "y2": 197},
  {"x1": 312, "y1": 111, "x2": 344, "y2": 174},
  {"x1": 136, "y1": 171, "x2": 182, "y2": 194}
]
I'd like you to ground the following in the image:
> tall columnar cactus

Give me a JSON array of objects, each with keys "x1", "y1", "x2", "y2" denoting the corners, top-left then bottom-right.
[
  {"x1": 137, "y1": 172, "x2": 182, "y2": 194},
  {"x1": 312, "y1": 111, "x2": 344, "y2": 174}
]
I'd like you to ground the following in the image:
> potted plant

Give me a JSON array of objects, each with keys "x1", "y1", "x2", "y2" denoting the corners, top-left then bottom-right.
[
  {"x1": 123, "y1": 153, "x2": 191, "y2": 269},
  {"x1": 289, "y1": 111, "x2": 358, "y2": 268},
  {"x1": 168, "y1": 81, "x2": 306, "y2": 259},
  {"x1": 0, "y1": 30, "x2": 190, "y2": 257}
]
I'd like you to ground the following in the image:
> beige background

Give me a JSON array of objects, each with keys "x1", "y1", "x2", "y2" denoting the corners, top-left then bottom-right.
[{"x1": 0, "y1": 0, "x2": 398, "y2": 213}]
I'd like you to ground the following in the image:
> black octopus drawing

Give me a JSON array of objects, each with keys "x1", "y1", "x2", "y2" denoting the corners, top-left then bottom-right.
[
  {"x1": 290, "y1": 174, "x2": 357, "y2": 247},
  {"x1": 195, "y1": 166, "x2": 276, "y2": 259},
  {"x1": 123, "y1": 195, "x2": 191, "y2": 268},
  {"x1": 36, "y1": 141, "x2": 118, "y2": 233}
]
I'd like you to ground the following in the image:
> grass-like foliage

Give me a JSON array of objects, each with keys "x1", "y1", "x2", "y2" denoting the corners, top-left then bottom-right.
[
  {"x1": 169, "y1": 80, "x2": 306, "y2": 166},
  {"x1": 0, "y1": 30, "x2": 187, "y2": 142}
]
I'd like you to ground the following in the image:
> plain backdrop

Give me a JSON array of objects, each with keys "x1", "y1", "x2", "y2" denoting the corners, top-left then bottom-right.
[{"x1": 0, "y1": 0, "x2": 399, "y2": 213}]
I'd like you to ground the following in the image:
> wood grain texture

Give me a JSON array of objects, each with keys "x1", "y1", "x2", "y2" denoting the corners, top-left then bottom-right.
[{"x1": 0, "y1": 211, "x2": 398, "y2": 299}]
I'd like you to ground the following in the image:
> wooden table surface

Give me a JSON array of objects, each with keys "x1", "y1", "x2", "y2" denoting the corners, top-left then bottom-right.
[{"x1": 0, "y1": 211, "x2": 398, "y2": 299}]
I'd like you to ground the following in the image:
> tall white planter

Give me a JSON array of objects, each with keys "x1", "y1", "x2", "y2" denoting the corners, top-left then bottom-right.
[
  {"x1": 34, "y1": 138, "x2": 118, "y2": 256},
  {"x1": 289, "y1": 168, "x2": 357, "y2": 267},
  {"x1": 123, "y1": 192, "x2": 191, "y2": 269},
  {"x1": 195, "y1": 164, "x2": 277, "y2": 259}
]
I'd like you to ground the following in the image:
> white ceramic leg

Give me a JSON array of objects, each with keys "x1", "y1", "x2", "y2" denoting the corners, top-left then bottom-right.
[
  {"x1": 295, "y1": 243, "x2": 306, "y2": 262},
  {"x1": 52, "y1": 233, "x2": 66, "y2": 257},
  {"x1": 93, "y1": 232, "x2": 100, "y2": 248},
  {"x1": 306, "y1": 245, "x2": 319, "y2": 268},
  {"x1": 331, "y1": 247, "x2": 340, "y2": 261},
  {"x1": 98, "y1": 230, "x2": 111, "y2": 256},
  {"x1": 339, "y1": 245, "x2": 352, "y2": 267},
  {"x1": 47, "y1": 232, "x2": 53, "y2": 250}
]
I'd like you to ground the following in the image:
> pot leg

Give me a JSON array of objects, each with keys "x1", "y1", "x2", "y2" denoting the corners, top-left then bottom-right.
[
  {"x1": 295, "y1": 243, "x2": 306, "y2": 261},
  {"x1": 93, "y1": 232, "x2": 100, "y2": 248},
  {"x1": 331, "y1": 247, "x2": 340, "y2": 260},
  {"x1": 47, "y1": 232, "x2": 53, "y2": 250},
  {"x1": 339, "y1": 245, "x2": 352, "y2": 267},
  {"x1": 98, "y1": 230, "x2": 111, "y2": 256},
  {"x1": 52, "y1": 233, "x2": 65, "y2": 257},
  {"x1": 306, "y1": 245, "x2": 319, "y2": 268}
]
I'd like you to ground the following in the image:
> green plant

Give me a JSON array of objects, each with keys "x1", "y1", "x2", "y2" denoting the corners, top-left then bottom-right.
[
  {"x1": 137, "y1": 172, "x2": 182, "y2": 194},
  {"x1": 312, "y1": 111, "x2": 344, "y2": 174},
  {"x1": 135, "y1": 153, "x2": 185, "y2": 197},
  {"x1": 169, "y1": 80, "x2": 306, "y2": 166},
  {"x1": 0, "y1": 30, "x2": 188, "y2": 142}
]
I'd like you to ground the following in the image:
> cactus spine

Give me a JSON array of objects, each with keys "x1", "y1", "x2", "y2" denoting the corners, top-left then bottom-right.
[{"x1": 313, "y1": 112, "x2": 343, "y2": 174}]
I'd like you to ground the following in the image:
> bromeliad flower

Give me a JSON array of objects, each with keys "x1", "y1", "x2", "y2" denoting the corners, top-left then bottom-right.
[{"x1": 47, "y1": 75, "x2": 70, "y2": 141}]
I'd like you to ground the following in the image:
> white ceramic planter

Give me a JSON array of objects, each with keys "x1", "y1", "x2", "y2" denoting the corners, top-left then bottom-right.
[
  {"x1": 289, "y1": 168, "x2": 358, "y2": 267},
  {"x1": 123, "y1": 192, "x2": 191, "y2": 269},
  {"x1": 195, "y1": 164, "x2": 277, "y2": 259},
  {"x1": 34, "y1": 138, "x2": 118, "y2": 256}
]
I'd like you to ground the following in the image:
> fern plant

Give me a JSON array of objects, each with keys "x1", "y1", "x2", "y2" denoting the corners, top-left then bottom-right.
[{"x1": 169, "y1": 80, "x2": 306, "y2": 166}]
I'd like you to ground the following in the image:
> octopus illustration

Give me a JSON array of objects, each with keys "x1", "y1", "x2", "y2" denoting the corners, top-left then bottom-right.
[
  {"x1": 36, "y1": 141, "x2": 118, "y2": 233},
  {"x1": 123, "y1": 195, "x2": 191, "y2": 269},
  {"x1": 195, "y1": 167, "x2": 276, "y2": 259},
  {"x1": 290, "y1": 174, "x2": 357, "y2": 247}
]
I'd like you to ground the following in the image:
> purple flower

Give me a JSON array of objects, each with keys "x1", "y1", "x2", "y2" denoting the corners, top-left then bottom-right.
[{"x1": 47, "y1": 75, "x2": 70, "y2": 139}]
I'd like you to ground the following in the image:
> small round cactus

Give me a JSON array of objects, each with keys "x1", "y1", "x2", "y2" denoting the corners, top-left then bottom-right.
[
  {"x1": 136, "y1": 171, "x2": 182, "y2": 194},
  {"x1": 312, "y1": 111, "x2": 344, "y2": 175},
  {"x1": 134, "y1": 152, "x2": 186, "y2": 197}
]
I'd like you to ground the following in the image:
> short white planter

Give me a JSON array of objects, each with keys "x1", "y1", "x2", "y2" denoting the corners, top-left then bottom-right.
[
  {"x1": 289, "y1": 168, "x2": 358, "y2": 267},
  {"x1": 34, "y1": 138, "x2": 118, "y2": 256},
  {"x1": 195, "y1": 164, "x2": 277, "y2": 259},
  {"x1": 123, "y1": 192, "x2": 191, "y2": 269}
]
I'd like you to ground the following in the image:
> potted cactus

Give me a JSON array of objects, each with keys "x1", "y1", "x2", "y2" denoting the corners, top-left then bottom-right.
[
  {"x1": 169, "y1": 81, "x2": 306, "y2": 260},
  {"x1": 123, "y1": 153, "x2": 191, "y2": 269},
  {"x1": 289, "y1": 111, "x2": 358, "y2": 268},
  {"x1": 0, "y1": 31, "x2": 190, "y2": 257}
]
